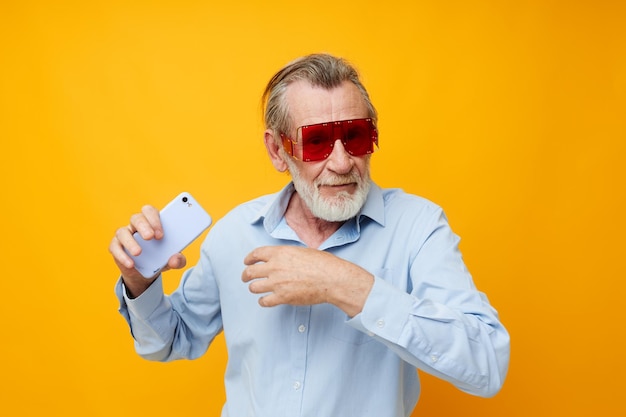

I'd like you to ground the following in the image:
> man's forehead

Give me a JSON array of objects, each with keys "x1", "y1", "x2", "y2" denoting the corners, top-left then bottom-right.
[{"x1": 285, "y1": 80, "x2": 369, "y2": 126}]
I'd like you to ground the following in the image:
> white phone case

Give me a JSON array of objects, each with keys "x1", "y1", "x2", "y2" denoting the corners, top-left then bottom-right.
[{"x1": 128, "y1": 192, "x2": 212, "y2": 278}]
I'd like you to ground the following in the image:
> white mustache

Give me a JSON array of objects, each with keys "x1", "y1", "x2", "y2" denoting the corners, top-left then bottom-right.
[{"x1": 316, "y1": 172, "x2": 360, "y2": 187}]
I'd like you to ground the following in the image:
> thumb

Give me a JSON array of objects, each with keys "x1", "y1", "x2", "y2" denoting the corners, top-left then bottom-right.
[{"x1": 164, "y1": 253, "x2": 187, "y2": 272}]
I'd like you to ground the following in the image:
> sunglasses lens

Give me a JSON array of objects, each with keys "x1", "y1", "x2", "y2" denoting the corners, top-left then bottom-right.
[
  {"x1": 301, "y1": 124, "x2": 334, "y2": 161},
  {"x1": 297, "y1": 119, "x2": 378, "y2": 162},
  {"x1": 343, "y1": 119, "x2": 376, "y2": 156}
]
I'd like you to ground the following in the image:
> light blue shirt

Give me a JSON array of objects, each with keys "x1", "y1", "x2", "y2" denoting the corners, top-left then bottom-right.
[{"x1": 116, "y1": 182, "x2": 510, "y2": 417}]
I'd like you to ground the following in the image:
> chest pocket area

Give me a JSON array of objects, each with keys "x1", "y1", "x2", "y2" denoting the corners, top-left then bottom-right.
[{"x1": 329, "y1": 267, "x2": 395, "y2": 345}]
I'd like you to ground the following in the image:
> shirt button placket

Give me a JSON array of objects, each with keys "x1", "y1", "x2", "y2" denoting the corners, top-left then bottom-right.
[{"x1": 287, "y1": 306, "x2": 310, "y2": 415}]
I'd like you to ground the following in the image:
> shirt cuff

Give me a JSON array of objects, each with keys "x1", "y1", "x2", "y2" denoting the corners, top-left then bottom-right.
[
  {"x1": 123, "y1": 275, "x2": 166, "y2": 320},
  {"x1": 347, "y1": 276, "x2": 414, "y2": 343}
]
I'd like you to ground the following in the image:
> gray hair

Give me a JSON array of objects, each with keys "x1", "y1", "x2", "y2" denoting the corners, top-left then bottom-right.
[{"x1": 262, "y1": 53, "x2": 378, "y2": 139}]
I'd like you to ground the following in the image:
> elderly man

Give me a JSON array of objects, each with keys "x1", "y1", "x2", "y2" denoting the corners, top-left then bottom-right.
[{"x1": 109, "y1": 53, "x2": 510, "y2": 417}]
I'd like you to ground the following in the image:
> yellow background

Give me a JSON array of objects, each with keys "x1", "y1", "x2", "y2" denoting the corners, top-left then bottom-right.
[{"x1": 1, "y1": 0, "x2": 624, "y2": 416}]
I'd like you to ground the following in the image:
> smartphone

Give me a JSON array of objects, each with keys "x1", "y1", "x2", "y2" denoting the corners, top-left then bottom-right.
[{"x1": 127, "y1": 192, "x2": 212, "y2": 278}]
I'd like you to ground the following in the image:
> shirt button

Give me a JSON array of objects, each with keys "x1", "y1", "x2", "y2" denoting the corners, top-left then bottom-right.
[
  {"x1": 430, "y1": 354, "x2": 438, "y2": 363},
  {"x1": 298, "y1": 324, "x2": 306, "y2": 333},
  {"x1": 293, "y1": 381, "x2": 301, "y2": 390},
  {"x1": 376, "y1": 319, "x2": 385, "y2": 328}
]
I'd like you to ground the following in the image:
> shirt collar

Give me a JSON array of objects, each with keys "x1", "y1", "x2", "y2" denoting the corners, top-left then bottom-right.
[
  {"x1": 252, "y1": 181, "x2": 386, "y2": 234},
  {"x1": 358, "y1": 181, "x2": 385, "y2": 227}
]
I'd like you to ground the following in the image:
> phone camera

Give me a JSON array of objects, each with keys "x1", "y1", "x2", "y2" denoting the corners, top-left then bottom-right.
[{"x1": 182, "y1": 196, "x2": 188, "y2": 203}]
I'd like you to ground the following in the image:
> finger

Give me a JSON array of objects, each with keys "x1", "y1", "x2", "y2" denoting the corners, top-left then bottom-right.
[
  {"x1": 114, "y1": 226, "x2": 142, "y2": 257},
  {"x1": 129, "y1": 206, "x2": 162, "y2": 241},
  {"x1": 258, "y1": 293, "x2": 281, "y2": 308},
  {"x1": 247, "y1": 277, "x2": 271, "y2": 294},
  {"x1": 109, "y1": 235, "x2": 136, "y2": 269},
  {"x1": 163, "y1": 253, "x2": 187, "y2": 272},
  {"x1": 141, "y1": 205, "x2": 164, "y2": 239},
  {"x1": 241, "y1": 262, "x2": 271, "y2": 283},
  {"x1": 128, "y1": 212, "x2": 154, "y2": 241},
  {"x1": 243, "y1": 246, "x2": 273, "y2": 266}
]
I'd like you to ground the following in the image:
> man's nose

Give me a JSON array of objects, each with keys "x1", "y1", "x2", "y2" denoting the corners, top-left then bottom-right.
[{"x1": 325, "y1": 139, "x2": 354, "y2": 173}]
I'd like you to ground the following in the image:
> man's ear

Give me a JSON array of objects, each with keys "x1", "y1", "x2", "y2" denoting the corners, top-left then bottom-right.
[{"x1": 264, "y1": 129, "x2": 288, "y2": 172}]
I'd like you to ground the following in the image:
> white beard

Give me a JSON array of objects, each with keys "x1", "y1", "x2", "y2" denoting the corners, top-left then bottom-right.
[{"x1": 283, "y1": 154, "x2": 371, "y2": 222}]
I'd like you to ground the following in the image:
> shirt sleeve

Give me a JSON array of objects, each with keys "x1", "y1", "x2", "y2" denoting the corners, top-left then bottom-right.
[
  {"x1": 115, "y1": 275, "x2": 174, "y2": 359},
  {"x1": 347, "y1": 210, "x2": 510, "y2": 398},
  {"x1": 115, "y1": 243, "x2": 223, "y2": 362}
]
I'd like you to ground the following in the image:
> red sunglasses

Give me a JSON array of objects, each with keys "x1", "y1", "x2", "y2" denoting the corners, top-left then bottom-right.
[{"x1": 280, "y1": 118, "x2": 378, "y2": 162}]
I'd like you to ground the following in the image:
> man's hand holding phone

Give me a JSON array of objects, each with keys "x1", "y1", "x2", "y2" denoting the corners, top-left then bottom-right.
[{"x1": 109, "y1": 192, "x2": 212, "y2": 298}]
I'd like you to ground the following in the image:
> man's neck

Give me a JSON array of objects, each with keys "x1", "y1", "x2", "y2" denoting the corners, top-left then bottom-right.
[{"x1": 284, "y1": 192, "x2": 344, "y2": 249}]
